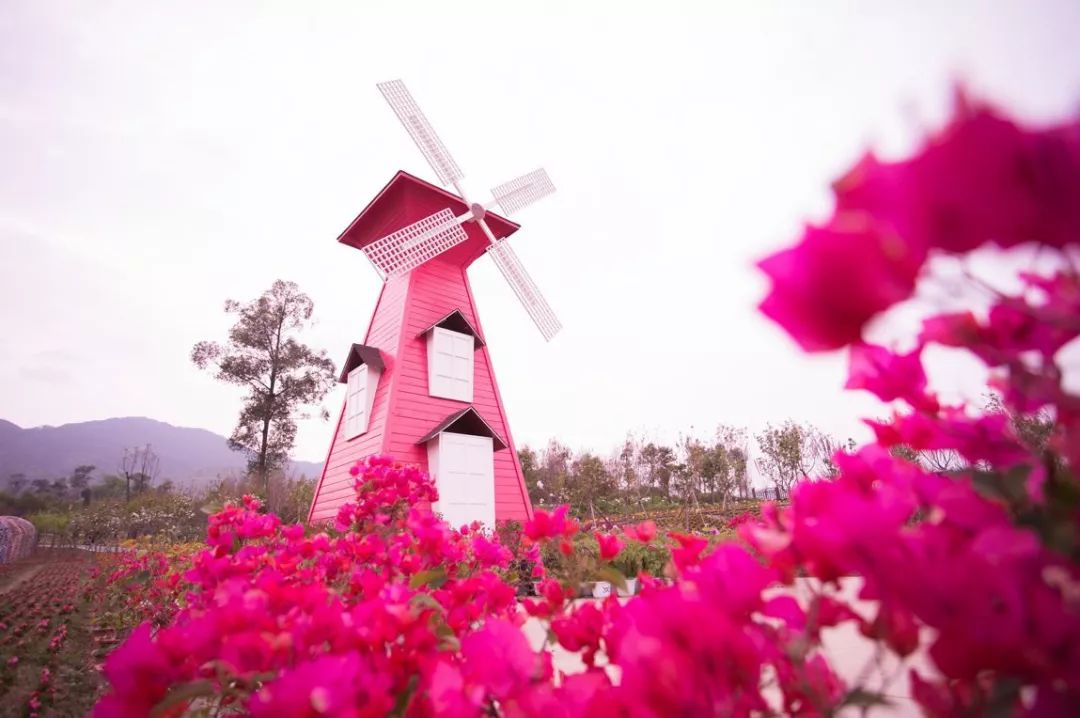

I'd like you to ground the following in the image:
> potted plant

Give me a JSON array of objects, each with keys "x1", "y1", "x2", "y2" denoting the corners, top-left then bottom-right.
[
  {"x1": 641, "y1": 543, "x2": 673, "y2": 584},
  {"x1": 611, "y1": 542, "x2": 645, "y2": 596}
]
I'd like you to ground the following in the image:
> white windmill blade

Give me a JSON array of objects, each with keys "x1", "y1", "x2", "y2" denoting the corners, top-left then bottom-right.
[
  {"x1": 363, "y1": 208, "x2": 469, "y2": 279},
  {"x1": 490, "y1": 168, "x2": 556, "y2": 216},
  {"x1": 377, "y1": 80, "x2": 464, "y2": 187},
  {"x1": 486, "y1": 240, "x2": 562, "y2": 341}
]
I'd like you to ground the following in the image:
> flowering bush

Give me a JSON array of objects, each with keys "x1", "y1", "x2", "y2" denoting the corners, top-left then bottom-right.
[{"x1": 95, "y1": 93, "x2": 1080, "y2": 717}]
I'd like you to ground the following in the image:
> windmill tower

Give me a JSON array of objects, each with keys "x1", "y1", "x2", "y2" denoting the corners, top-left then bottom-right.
[{"x1": 308, "y1": 80, "x2": 560, "y2": 528}]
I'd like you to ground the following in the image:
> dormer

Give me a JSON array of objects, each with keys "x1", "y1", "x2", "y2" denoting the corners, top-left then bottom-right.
[
  {"x1": 338, "y1": 344, "x2": 384, "y2": 439},
  {"x1": 418, "y1": 310, "x2": 484, "y2": 402}
]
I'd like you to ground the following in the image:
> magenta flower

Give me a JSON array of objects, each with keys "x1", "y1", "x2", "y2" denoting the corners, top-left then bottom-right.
[
  {"x1": 757, "y1": 220, "x2": 921, "y2": 351},
  {"x1": 594, "y1": 532, "x2": 623, "y2": 561},
  {"x1": 845, "y1": 342, "x2": 939, "y2": 413},
  {"x1": 250, "y1": 654, "x2": 393, "y2": 718},
  {"x1": 623, "y1": 519, "x2": 657, "y2": 543},
  {"x1": 461, "y1": 618, "x2": 546, "y2": 701}
]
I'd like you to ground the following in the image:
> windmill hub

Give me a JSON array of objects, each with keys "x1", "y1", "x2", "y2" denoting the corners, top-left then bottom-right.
[{"x1": 469, "y1": 202, "x2": 487, "y2": 223}]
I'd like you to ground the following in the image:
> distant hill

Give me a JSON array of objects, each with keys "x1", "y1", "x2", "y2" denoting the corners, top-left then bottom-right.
[{"x1": 0, "y1": 417, "x2": 323, "y2": 489}]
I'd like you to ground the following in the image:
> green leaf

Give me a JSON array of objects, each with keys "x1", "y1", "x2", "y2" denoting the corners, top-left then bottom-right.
[
  {"x1": 150, "y1": 680, "x2": 216, "y2": 717},
  {"x1": 409, "y1": 567, "x2": 448, "y2": 590},
  {"x1": 409, "y1": 593, "x2": 443, "y2": 612},
  {"x1": 390, "y1": 674, "x2": 419, "y2": 718},
  {"x1": 593, "y1": 565, "x2": 627, "y2": 592},
  {"x1": 438, "y1": 634, "x2": 461, "y2": 652}
]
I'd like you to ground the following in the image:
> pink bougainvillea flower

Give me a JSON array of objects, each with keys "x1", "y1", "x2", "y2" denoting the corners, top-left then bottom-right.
[
  {"x1": 551, "y1": 602, "x2": 606, "y2": 664},
  {"x1": 94, "y1": 624, "x2": 176, "y2": 718},
  {"x1": 757, "y1": 219, "x2": 922, "y2": 352},
  {"x1": 835, "y1": 97, "x2": 1077, "y2": 256},
  {"x1": 867, "y1": 408, "x2": 1029, "y2": 468},
  {"x1": 845, "y1": 342, "x2": 939, "y2": 413},
  {"x1": 425, "y1": 660, "x2": 482, "y2": 718},
  {"x1": 461, "y1": 618, "x2": 545, "y2": 701},
  {"x1": 623, "y1": 520, "x2": 657, "y2": 543},
  {"x1": 595, "y1": 532, "x2": 623, "y2": 561},
  {"x1": 249, "y1": 653, "x2": 394, "y2": 718},
  {"x1": 919, "y1": 311, "x2": 982, "y2": 348},
  {"x1": 523, "y1": 505, "x2": 577, "y2": 542},
  {"x1": 668, "y1": 532, "x2": 710, "y2": 571}
]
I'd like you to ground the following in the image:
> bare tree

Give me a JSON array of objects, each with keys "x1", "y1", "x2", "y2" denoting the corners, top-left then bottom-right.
[
  {"x1": 120, "y1": 444, "x2": 160, "y2": 502},
  {"x1": 921, "y1": 448, "x2": 965, "y2": 473}
]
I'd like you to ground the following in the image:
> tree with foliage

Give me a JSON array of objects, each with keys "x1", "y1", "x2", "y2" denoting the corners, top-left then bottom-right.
[
  {"x1": 192, "y1": 280, "x2": 336, "y2": 494},
  {"x1": 69, "y1": 464, "x2": 95, "y2": 505},
  {"x1": 984, "y1": 391, "x2": 1054, "y2": 454},
  {"x1": 613, "y1": 435, "x2": 643, "y2": 511},
  {"x1": 8, "y1": 473, "x2": 27, "y2": 494},
  {"x1": 755, "y1": 420, "x2": 834, "y2": 496},
  {"x1": 636, "y1": 442, "x2": 676, "y2": 499},
  {"x1": 567, "y1": 452, "x2": 616, "y2": 522},
  {"x1": 718, "y1": 425, "x2": 751, "y2": 498},
  {"x1": 93, "y1": 474, "x2": 130, "y2": 501},
  {"x1": 518, "y1": 446, "x2": 542, "y2": 504}
]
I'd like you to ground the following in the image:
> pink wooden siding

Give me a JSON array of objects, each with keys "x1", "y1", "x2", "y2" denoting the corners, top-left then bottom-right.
[{"x1": 308, "y1": 172, "x2": 534, "y2": 525}]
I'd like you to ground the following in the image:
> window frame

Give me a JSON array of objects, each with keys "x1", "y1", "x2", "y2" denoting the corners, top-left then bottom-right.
[
  {"x1": 345, "y1": 364, "x2": 371, "y2": 439},
  {"x1": 427, "y1": 326, "x2": 475, "y2": 402}
]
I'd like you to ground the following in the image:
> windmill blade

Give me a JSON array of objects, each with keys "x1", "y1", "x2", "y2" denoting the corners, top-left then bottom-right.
[
  {"x1": 490, "y1": 168, "x2": 556, "y2": 216},
  {"x1": 486, "y1": 240, "x2": 562, "y2": 341},
  {"x1": 363, "y1": 208, "x2": 469, "y2": 279},
  {"x1": 377, "y1": 80, "x2": 464, "y2": 186}
]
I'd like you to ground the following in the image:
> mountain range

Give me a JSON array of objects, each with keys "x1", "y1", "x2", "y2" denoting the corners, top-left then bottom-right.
[{"x1": 0, "y1": 417, "x2": 323, "y2": 490}]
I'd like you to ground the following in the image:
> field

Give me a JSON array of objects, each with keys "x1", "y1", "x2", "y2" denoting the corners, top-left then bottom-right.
[{"x1": 0, "y1": 550, "x2": 108, "y2": 717}]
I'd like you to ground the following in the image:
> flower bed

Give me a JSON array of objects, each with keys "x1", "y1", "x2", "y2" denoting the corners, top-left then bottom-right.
[{"x1": 0, "y1": 551, "x2": 102, "y2": 716}]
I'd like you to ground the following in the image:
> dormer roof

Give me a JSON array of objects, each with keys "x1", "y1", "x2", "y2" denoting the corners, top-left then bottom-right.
[
  {"x1": 337, "y1": 343, "x2": 385, "y2": 383},
  {"x1": 415, "y1": 407, "x2": 508, "y2": 451},
  {"x1": 416, "y1": 309, "x2": 486, "y2": 348}
]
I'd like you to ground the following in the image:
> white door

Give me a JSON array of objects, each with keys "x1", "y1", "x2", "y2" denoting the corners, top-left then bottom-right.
[{"x1": 433, "y1": 432, "x2": 495, "y2": 530}]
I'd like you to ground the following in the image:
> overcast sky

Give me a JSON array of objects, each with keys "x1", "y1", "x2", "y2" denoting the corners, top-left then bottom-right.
[{"x1": 2, "y1": 1, "x2": 1079, "y2": 466}]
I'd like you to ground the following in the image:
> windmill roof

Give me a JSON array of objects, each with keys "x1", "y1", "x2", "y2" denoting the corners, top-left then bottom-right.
[
  {"x1": 337, "y1": 171, "x2": 520, "y2": 269},
  {"x1": 337, "y1": 343, "x2": 385, "y2": 383},
  {"x1": 415, "y1": 407, "x2": 508, "y2": 451},
  {"x1": 416, "y1": 309, "x2": 486, "y2": 348}
]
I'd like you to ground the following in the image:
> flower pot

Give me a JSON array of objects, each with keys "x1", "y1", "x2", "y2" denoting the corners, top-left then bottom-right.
[
  {"x1": 591, "y1": 581, "x2": 612, "y2": 599},
  {"x1": 615, "y1": 578, "x2": 638, "y2": 597}
]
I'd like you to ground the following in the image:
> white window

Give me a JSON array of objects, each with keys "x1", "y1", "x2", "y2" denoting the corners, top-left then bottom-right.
[
  {"x1": 427, "y1": 327, "x2": 474, "y2": 402},
  {"x1": 427, "y1": 432, "x2": 495, "y2": 529},
  {"x1": 345, "y1": 364, "x2": 376, "y2": 439}
]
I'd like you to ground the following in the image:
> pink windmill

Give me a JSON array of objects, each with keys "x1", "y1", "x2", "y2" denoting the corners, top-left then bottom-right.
[{"x1": 308, "y1": 80, "x2": 560, "y2": 528}]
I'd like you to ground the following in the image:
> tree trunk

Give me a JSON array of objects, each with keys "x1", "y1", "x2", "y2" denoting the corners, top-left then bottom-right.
[
  {"x1": 257, "y1": 405, "x2": 272, "y2": 494},
  {"x1": 257, "y1": 309, "x2": 286, "y2": 496}
]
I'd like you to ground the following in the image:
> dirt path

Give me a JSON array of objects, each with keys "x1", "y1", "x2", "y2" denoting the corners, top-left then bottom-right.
[{"x1": 0, "y1": 561, "x2": 43, "y2": 596}]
